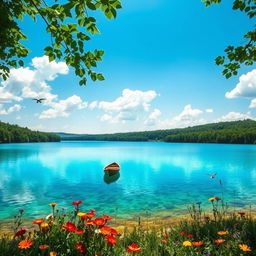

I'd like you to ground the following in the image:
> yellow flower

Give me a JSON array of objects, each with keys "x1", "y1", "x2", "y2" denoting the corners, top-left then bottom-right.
[
  {"x1": 50, "y1": 252, "x2": 57, "y2": 256},
  {"x1": 217, "y1": 231, "x2": 228, "y2": 236},
  {"x1": 183, "y1": 241, "x2": 192, "y2": 247},
  {"x1": 208, "y1": 197, "x2": 215, "y2": 202},
  {"x1": 41, "y1": 223, "x2": 50, "y2": 232},
  {"x1": 49, "y1": 202, "x2": 57, "y2": 207},
  {"x1": 77, "y1": 212, "x2": 86, "y2": 217},
  {"x1": 239, "y1": 244, "x2": 251, "y2": 252}
]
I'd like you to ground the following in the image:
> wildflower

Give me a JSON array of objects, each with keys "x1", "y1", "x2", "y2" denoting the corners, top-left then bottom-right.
[
  {"x1": 86, "y1": 212, "x2": 95, "y2": 218},
  {"x1": 204, "y1": 216, "x2": 210, "y2": 220},
  {"x1": 127, "y1": 243, "x2": 141, "y2": 253},
  {"x1": 187, "y1": 234, "x2": 193, "y2": 238},
  {"x1": 39, "y1": 244, "x2": 49, "y2": 250},
  {"x1": 86, "y1": 220, "x2": 94, "y2": 225},
  {"x1": 75, "y1": 242, "x2": 86, "y2": 253},
  {"x1": 72, "y1": 200, "x2": 83, "y2": 205},
  {"x1": 94, "y1": 218, "x2": 105, "y2": 226},
  {"x1": 50, "y1": 252, "x2": 57, "y2": 256},
  {"x1": 15, "y1": 227, "x2": 27, "y2": 237},
  {"x1": 106, "y1": 235, "x2": 117, "y2": 245},
  {"x1": 180, "y1": 231, "x2": 185, "y2": 235},
  {"x1": 215, "y1": 239, "x2": 225, "y2": 245},
  {"x1": 100, "y1": 226, "x2": 112, "y2": 235},
  {"x1": 192, "y1": 241, "x2": 204, "y2": 247},
  {"x1": 90, "y1": 209, "x2": 96, "y2": 212},
  {"x1": 215, "y1": 196, "x2": 221, "y2": 201},
  {"x1": 41, "y1": 223, "x2": 50, "y2": 232},
  {"x1": 161, "y1": 239, "x2": 167, "y2": 244},
  {"x1": 33, "y1": 218, "x2": 44, "y2": 225},
  {"x1": 62, "y1": 222, "x2": 77, "y2": 232},
  {"x1": 164, "y1": 233, "x2": 170, "y2": 238},
  {"x1": 183, "y1": 241, "x2": 192, "y2": 247},
  {"x1": 49, "y1": 202, "x2": 57, "y2": 207},
  {"x1": 103, "y1": 214, "x2": 112, "y2": 221},
  {"x1": 110, "y1": 228, "x2": 119, "y2": 236},
  {"x1": 19, "y1": 209, "x2": 24, "y2": 214},
  {"x1": 77, "y1": 212, "x2": 86, "y2": 217},
  {"x1": 217, "y1": 231, "x2": 228, "y2": 236},
  {"x1": 208, "y1": 197, "x2": 215, "y2": 202},
  {"x1": 76, "y1": 229, "x2": 85, "y2": 235},
  {"x1": 238, "y1": 211, "x2": 246, "y2": 217},
  {"x1": 18, "y1": 239, "x2": 33, "y2": 249},
  {"x1": 239, "y1": 244, "x2": 251, "y2": 252}
]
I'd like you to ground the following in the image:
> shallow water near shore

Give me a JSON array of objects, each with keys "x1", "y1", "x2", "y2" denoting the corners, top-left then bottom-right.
[{"x1": 0, "y1": 141, "x2": 256, "y2": 222}]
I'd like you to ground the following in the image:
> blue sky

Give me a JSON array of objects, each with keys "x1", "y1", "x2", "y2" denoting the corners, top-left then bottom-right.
[{"x1": 0, "y1": 0, "x2": 255, "y2": 133}]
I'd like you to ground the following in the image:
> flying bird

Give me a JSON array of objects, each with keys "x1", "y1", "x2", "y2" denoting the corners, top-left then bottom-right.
[
  {"x1": 33, "y1": 98, "x2": 46, "y2": 103},
  {"x1": 208, "y1": 173, "x2": 217, "y2": 179}
]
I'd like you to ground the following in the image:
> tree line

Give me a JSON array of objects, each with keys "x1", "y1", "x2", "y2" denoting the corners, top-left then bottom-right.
[
  {"x1": 0, "y1": 121, "x2": 60, "y2": 143},
  {"x1": 61, "y1": 120, "x2": 256, "y2": 144}
]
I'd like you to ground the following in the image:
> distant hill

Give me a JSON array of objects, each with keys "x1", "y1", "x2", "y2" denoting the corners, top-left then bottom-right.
[
  {"x1": 0, "y1": 121, "x2": 60, "y2": 143},
  {"x1": 59, "y1": 120, "x2": 256, "y2": 144}
]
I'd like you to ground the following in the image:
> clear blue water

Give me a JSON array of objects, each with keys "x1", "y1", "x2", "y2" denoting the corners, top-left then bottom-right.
[{"x1": 0, "y1": 141, "x2": 256, "y2": 220}]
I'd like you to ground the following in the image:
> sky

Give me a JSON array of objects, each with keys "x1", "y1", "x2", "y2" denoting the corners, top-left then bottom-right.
[{"x1": 0, "y1": 0, "x2": 256, "y2": 134}]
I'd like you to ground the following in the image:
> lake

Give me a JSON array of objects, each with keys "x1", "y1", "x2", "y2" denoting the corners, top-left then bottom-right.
[{"x1": 0, "y1": 141, "x2": 256, "y2": 221}]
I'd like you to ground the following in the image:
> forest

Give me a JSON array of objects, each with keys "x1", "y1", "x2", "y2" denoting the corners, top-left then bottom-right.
[
  {"x1": 0, "y1": 121, "x2": 60, "y2": 143},
  {"x1": 61, "y1": 120, "x2": 256, "y2": 144}
]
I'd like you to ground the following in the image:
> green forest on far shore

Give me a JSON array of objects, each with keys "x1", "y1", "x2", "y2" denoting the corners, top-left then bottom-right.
[
  {"x1": 0, "y1": 121, "x2": 60, "y2": 143},
  {"x1": 60, "y1": 120, "x2": 256, "y2": 144}
]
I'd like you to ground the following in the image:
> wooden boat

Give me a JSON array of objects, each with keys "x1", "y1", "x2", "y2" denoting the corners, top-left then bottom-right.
[{"x1": 104, "y1": 162, "x2": 120, "y2": 173}]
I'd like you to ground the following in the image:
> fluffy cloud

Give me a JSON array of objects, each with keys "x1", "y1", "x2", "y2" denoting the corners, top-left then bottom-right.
[
  {"x1": 97, "y1": 89, "x2": 158, "y2": 123},
  {"x1": 0, "y1": 104, "x2": 21, "y2": 115},
  {"x1": 144, "y1": 109, "x2": 162, "y2": 126},
  {"x1": 39, "y1": 95, "x2": 87, "y2": 119},
  {"x1": 205, "y1": 108, "x2": 213, "y2": 113},
  {"x1": 0, "y1": 56, "x2": 87, "y2": 118},
  {"x1": 225, "y1": 69, "x2": 256, "y2": 99},
  {"x1": 215, "y1": 112, "x2": 254, "y2": 122}
]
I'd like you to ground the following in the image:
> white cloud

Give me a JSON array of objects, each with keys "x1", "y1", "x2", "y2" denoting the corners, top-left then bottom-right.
[
  {"x1": 89, "y1": 101, "x2": 98, "y2": 109},
  {"x1": 225, "y1": 69, "x2": 256, "y2": 99},
  {"x1": 39, "y1": 95, "x2": 87, "y2": 119},
  {"x1": 205, "y1": 108, "x2": 213, "y2": 113},
  {"x1": 97, "y1": 89, "x2": 158, "y2": 123},
  {"x1": 215, "y1": 111, "x2": 254, "y2": 122},
  {"x1": 249, "y1": 98, "x2": 256, "y2": 108},
  {"x1": 0, "y1": 104, "x2": 21, "y2": 115},
  {"x1": 144, "y1": 108, "x2": 162, "y2": 126}
]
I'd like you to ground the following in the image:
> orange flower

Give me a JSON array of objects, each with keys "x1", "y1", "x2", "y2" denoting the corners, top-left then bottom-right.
[
  {"x1": 86, "y1": 220, "x2": 94, "y2": 225},
  {"x1": 127, "y1": 243, "x2": 141, "y2": 253},
  {"x1": 217, "y1": 231, "x2": 228, "y2": 236},
  {"x1": 94, "y1": 218, "x2": 105, "y2": 226},
  {"x1": 49, "y1": 202, "x2": 57, "y2": 207},
  {"x1": 161, "y1": 239, "x2": 167, "y2": 244},
  {"x1": 33, "y1": 218, "x2": 44, "y2": 225},
  {"x1": 86, "y1": 212, "x2": 95, "y2": 218},
  {"x1": 72, "y1": 200, "x2": 83, "y2": 205},
  {"x1": 239, "y1": 244, "x2": 251, "y2": 252},
  {"x1": 75, "y1": 229, "x2": 85, "y2": 235},
  {"x1": 100, "y1": 225, "x2": 112, "y2": 235},
  {"x1": 62, "y1": 222, "x2": 77, "y2": 232},
  {"x1": 215, "y1": 239, "x2": 225, "y2": 245},
  {"x1": 39, "y1": 244, "x2": 49, "y2": 250},
  {"x1": 50, "y1": 252, "x2": 57, "y2": 256},
  {"x1": 18, "y1": 239, "x2": 33, "y2": 249},
  {"x1": 75, "y1": 242, "x2": 86, "y2": 253},
  {"x1": 106, "y1": 235, "x2": 117, "y2": 245},
  {"x1": 192, "y1": 241, "x2": 204, "y2": 247}
]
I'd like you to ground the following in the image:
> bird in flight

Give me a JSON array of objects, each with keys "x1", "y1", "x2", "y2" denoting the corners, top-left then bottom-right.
[
  {"x1": 32, "y1": 98, "x2": 46, "y2": 103},
  {"x1": 208, "y1": 173, "x2": 217, "y2": 179}
]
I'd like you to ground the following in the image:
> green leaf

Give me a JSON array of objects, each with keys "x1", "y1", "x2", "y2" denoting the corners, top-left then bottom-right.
[{"x1": 97, "y1": 73, "x2": 105, "y2": 81}]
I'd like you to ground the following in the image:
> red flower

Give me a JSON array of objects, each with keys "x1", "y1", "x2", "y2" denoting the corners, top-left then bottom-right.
[
  {"x1": 238, "y1": 211, "x2": 245, "y2": 217},
  {"x1": 76, "y1": 229, "x2": 85, "y2": 235},
  {"x1": 103, "y1": 215, "x2": 112, "y2": 221},
  {"x1": 75, "y1": 242, "x2": 86, "y2": 253},
  {"x1": 100, "y1": 226, "x2": 112, "y2": 235},
  {"x1": 86, "y1": 212, "x2": 95, "y2": 218},
  {"x1": 62, "y1": 222, "x2": 77, "y2": 232},
  {"x1": 90, "y1": 209, "x2": 96, "y2": 212},
  {"x1": 204, "y1": 216, "x2": 210, "y2": 220},
  {"x1": 110, "y1": 228, "x2": 119, "y2": 236},
  {"x1": 215, "y1": 197, "x2": 221, "y2": 201},
  {"x1": 127, "y1": 243, "x2": 141, "y2": 253},
  {"x1": 106, "y1": 235, "x2": 117, "y2": 245},
  {"x1": 94, "y1": 218, "x2": 105, "y2": 226},
  {"x1": 179, "y1": 231, "x2": 185, "y2": 235},
  {"x1": 164, "y1": 233, "x2": 170, "y2": 238},
  {"x1": 15, "y1": 228, "x2": 27, "y2": 237},
  {"x1": 187, "y1": 234, "x2": 193, "y2": 238},
  {"x1": 85, "y1": 220, "x2": 94, "y2": 225},
  {"x1": 192, "y1": 241, "x2": 204, "y2": 247},
  {"x1": 72, "y1": 200, "x2": 83, "y2": 205}
]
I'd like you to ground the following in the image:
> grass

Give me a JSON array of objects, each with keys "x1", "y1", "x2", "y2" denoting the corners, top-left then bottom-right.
[{"x1": 0, "y1": 197, "x2": 256, "y2": 256}]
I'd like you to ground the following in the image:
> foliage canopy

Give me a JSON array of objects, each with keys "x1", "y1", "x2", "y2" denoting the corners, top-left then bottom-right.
[{"x1": 0, "y1": 0, "x2": 121, "y2": 85}]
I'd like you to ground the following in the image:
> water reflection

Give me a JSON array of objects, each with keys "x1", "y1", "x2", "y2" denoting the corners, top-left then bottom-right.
[{"x1": 104, "y1": 172, "x2": 120, "y2": 184}]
